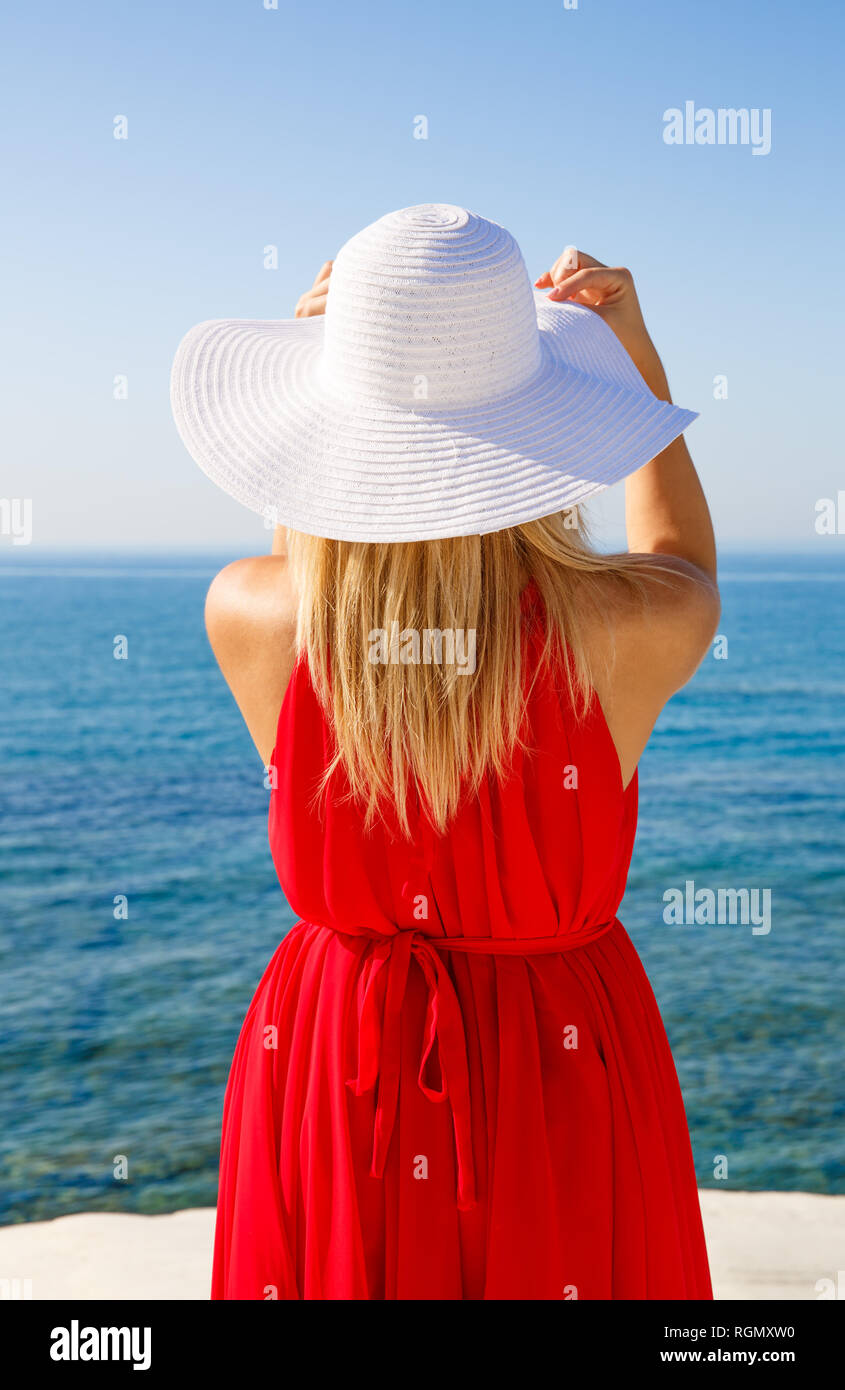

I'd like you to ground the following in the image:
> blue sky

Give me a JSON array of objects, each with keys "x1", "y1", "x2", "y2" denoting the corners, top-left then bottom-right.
[{"x1": 3, "y1": 0, "x2": 843, "y2": 551}]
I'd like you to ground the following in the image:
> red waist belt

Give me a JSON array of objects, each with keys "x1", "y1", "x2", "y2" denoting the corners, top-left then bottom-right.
[{"x1": 309, "y1": 918, "x2": 616, "y2": 1212}]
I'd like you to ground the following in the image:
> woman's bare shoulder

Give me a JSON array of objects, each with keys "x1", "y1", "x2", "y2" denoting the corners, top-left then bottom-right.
[
  {"x1": 205, "y1": 554, "x2": 299, "y2": 765},
  {"x1": 580, "y1": 555, "x2": 720, "y2": 696},
  {"x1": 573, "y1": 555, "x2": 721, "y2": 788},
  {"x1": 206, "y1": 554, "x2": 297, "y2": 637}
]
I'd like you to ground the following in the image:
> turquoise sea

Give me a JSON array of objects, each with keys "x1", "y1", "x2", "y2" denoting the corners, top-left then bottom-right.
[{"x1": 0, "y1": 551, "x2": 842, "y2": 1222}]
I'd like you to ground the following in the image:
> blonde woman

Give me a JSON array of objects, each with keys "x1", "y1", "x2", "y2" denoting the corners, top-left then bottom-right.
[{"x1": 172, "y1": 205, "x2": 719, "y2": 1300}]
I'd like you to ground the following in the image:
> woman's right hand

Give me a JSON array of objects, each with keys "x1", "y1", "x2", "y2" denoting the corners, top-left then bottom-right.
[
  {"x1": 294, "y1": 260, "x2": 333, "y2": 318},
  {"x1": 534, "y1": 249, "x2": 661, "y2": 381}
]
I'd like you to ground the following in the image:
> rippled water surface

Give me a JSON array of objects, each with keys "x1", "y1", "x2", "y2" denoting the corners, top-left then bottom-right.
[{"x1": 0, "y1": 552, "x2": 842, "y2": 1221}]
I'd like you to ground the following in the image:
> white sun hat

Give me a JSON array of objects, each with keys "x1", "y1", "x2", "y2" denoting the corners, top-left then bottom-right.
[{"x1": 170, "y1": 203, "x2": 697, "y2": 542}]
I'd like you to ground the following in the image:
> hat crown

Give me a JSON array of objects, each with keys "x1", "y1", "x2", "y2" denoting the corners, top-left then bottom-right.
[{"x1": 320, "y1": 204, "x2": 542, "y2": 408}]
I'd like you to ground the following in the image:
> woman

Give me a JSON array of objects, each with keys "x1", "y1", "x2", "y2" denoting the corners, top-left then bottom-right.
[{"x1": 172, "y1": 204, "x2": 719, "y2": 1300}]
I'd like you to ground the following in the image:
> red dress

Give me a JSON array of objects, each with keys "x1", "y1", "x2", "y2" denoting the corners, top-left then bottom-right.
[{"x1": 211, "y1": 581, "x2": 712, "y2": 1300}]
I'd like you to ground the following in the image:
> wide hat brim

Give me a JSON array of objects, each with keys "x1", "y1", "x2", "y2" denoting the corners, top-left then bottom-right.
[{"x1": 170, "y1": 291, "x2": 697, "y2": 542}]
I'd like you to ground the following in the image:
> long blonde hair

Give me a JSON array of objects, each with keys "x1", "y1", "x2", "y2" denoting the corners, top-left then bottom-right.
[{"x1": 285, "y1": 509, "x2": 649, "y2": 837}]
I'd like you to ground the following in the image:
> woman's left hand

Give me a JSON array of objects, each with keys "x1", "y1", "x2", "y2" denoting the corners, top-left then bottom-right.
[
  {"x1": 294, "y1": 261, "x2": 333, "y2": 318},
  {"x1": 534, "y1": 248, "x2": 659, "y2": 376}
]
